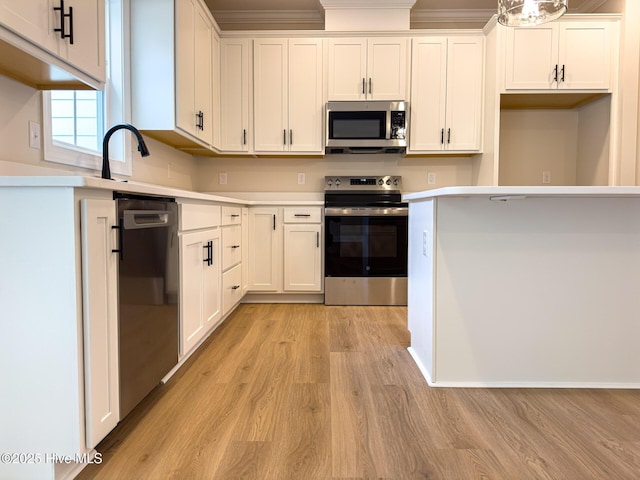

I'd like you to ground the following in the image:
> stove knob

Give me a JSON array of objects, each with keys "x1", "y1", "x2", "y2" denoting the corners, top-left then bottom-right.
[
  {"x1": 386, "y1": 179, "x2": 391, "y2": 185},
  {"x1": 335, "y1": 178, "x2": 341, "y2": 187},
  {"x1": 327, "y1": 178, "x2": 333, "y2": 187},
  {"x1": 378, "y1": 178, "x2": 384, "y2": 186},
  {"x1": 393, "y1": 178, "x2": 399, "y2": 186}
]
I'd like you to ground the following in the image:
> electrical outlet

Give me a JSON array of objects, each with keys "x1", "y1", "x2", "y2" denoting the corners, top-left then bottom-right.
[
  {"x1": 427, "y1": 172, "x2": 436, "y2": 185},
  {"x1": 297, "y1": 173, "x2": 306, "y2": 185},
  {"x1": 29, "y1": 121, "x2": 41, "y2": 149},
  {"x1": 219, "y1": 172, "x2": 227, "y2": 185},
  {"x1": 542, "y1": 170, "x2": 551, "y2": 184}
]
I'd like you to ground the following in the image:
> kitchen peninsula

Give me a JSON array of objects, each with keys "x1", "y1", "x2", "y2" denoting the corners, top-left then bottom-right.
[{"x1": 404, "y1": 186, "x2": 640, "y2": 388}]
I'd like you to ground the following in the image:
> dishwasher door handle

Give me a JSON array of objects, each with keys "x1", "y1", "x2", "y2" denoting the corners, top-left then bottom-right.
[{"x1": 122, "y1": 210, "x2": 175, "y2": 229}]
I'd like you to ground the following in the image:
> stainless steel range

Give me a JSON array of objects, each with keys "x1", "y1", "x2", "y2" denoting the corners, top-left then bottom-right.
[{"x1": 324, "y1": 176, "x2": 408, "y2": 306}]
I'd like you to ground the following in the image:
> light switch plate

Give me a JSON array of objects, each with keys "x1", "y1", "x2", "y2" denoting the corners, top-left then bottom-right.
[
  {"x1": 297, "y1": 173, "x2": 305, "y2": 185},
  {"x1": 29, "y1": 121, "x2": 41, "y2": 149}
]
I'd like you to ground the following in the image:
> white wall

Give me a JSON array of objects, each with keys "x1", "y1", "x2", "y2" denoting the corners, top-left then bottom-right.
[
  {"x1": 499, "y1": 109, "x2": 579, "y2": 186},
  {"x1": 576, "y1": 95, "x2": 611, "y2": 186},
  {"x1": 194, "y1": 153, "x2": 475, "y2": 194},
  {"x1": 0, "y1": 74, "x2": 198, "y2": 190}
]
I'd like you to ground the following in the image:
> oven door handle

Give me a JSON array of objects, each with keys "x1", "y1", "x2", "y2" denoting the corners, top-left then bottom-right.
[{"x1": 324, "y1": 207, "x2": 408, "y2": 217}]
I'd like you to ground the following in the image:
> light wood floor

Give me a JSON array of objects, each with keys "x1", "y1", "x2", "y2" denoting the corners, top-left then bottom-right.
[{"x1": 79, "y1": 304, "x2": 640, "y2": 479}]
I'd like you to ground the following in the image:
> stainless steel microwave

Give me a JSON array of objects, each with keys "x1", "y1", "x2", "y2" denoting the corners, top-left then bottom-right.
[{"x1": 325, "y1": 100, "x2": 407, "y2": 154}]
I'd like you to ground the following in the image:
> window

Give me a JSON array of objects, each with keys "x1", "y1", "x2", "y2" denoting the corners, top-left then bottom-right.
[{"x1": 43, "y1": 0, "x2": 132, "y2": 177}]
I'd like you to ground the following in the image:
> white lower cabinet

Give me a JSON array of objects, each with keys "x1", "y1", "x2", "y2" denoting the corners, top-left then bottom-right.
[
  {"x1": 179, "y1": 228, "x2": 221, "y2": 355},
  {"x1": 222, "y1": 263, "x2": 243, "y2": 315},
  {"x1": 80, "y1": 198, "x2": 119, "y2": 449},
  {"x1": 221, "y1": 205, "x2": 244, "y2": 315},
  {"x1": 248, "y1": 206, "x2": 323, "y2": 294}
]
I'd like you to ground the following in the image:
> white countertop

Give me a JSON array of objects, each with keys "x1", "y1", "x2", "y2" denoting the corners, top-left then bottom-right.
[
  {"x1": 0, "y1": 176, "x2": 324, "y2": 206},
  {"x1": 403, "y1": 186, "x2": 640, "y2": 201}
]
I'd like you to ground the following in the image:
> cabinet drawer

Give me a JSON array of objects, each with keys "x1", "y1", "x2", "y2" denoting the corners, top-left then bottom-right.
[
  {"x1": 221, "y1": 206, "x2": 243, "y2": 226},
  {"x1": 222, "y1": 225, "x2": 242, "y2": 271},
  {"x1": 180, "y1": 204, "x2": 221, "y2": 231},
  {"x1": 222, "y1": 264, "x2": 242, "y2": 316},
  {"x1": 283, "y1": 206, "x2": 322, "y2": 223}
]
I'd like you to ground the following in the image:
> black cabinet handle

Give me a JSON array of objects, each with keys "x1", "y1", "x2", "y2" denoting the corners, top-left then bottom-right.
[
  {"x1": 53, "y1": 0, "x2": 74, "y2": 45},
  {"x1": 111, "y1": 225, "x2": 123, "y2": 260},
  {"x1": 230, "y1": 214, "x2": 240, "y2": 218},
  {"x1": 440, "y1": 128, "x2": 444, "y2": 145},
  {"x1": 290, "y1": 129, "x2": 293, "y2": 146},
  {"x1": 362, "y1": 78, "x2": 365, "y2": 95},
  {"x1": 316, "y1": 231, "x2": 320, "y2": 248},
  {"x1": 231, "y1": 285, "x2": 240, "y2": 290},
  {"x1": 231, "y1": 245, "x2": 240, "y2": 249},
  {"x1": 447, "y1": 128, "x2": 451, "y2": 144},
  {"x1": 553, "y1": 64, "x2": 559, "y2": 83},
  {"x1": 203, "y1": 241, "x2": 212, "y2": 266},
  {"x1": 196, "y1": 111, "x2": 204, "y2": 131},
  {"x1": 273, "y1": 214, "x2": 276, "y2": 230},
  {"x1": 369, "y1": 78, "x2": 372, "y2": 95},
  {"x1": 243, "y1": 129, "x2": 247, "y2": 145},
  {"x1": 294, "y1": 213, "x2": 311, "y2": 217},
  {"x1": 561, "y1": 65, "x2": 565, "y2": 83}
]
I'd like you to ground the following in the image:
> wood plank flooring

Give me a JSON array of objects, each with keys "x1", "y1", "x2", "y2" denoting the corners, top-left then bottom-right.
[{"x1": 78, "y1": 304, "x2": 640, "y2": 479}]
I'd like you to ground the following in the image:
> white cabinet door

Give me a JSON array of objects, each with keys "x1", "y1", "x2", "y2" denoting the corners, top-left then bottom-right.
[
  {"x1": 283, "y1": 224, "x2": 322, "y2": 292},
  {"x1": 253, "y1": 38, "x2": 288, "y2": 152},
  {"x1": 193, "y1": 1, "x2": 213, "y2": 144},
  {"x1": 180, "y1": 228, "x2": 221, "y2": 355},
  {"x1": 558, "y1": 22, "x2": 612, "y2": 90},
  {"x1": 328, "y1": 38, "x2": 367, "y2": 101},
  {"x1": 505, "y1": 21, "x2": 613, "y2": 91},
  {"x1": 409, "y1": 36, "x2": 483, "y2": 153},
  {"x1": 445, "y1": 36, "x2": 483, "y2": 151},
  {"x1": 176, "y1": 0, "x2": 212, "y2": 142},
  {"x1": 254, "y1": 38, "x2": 323, "y2": 153},
  {"x1": 409, "y1": 37, "x2": 447, "y2": 152},
  {"x1": 248, "y1": 207, "x2": 281, "y2": 291},
  {"x1": 176, "y1": 0, "x2": 196, "y2": 137},
  {"x1": 0, "y1": 0, "x2": 58, "y2": 54},
  {"x1": 328, "y1": 37, "x2": 407, "y2": 101},
  {"x1": 211, "y1": 30, "x2": 221, "y2": 149},
  {"x1": 289, "y1": 38, "x2": 323, "y2": 153},
  {"x1": 62, "y1": 0, "x2": 105, "y2": 82},
  {"x1": 505, "y1": 24, "x2": 557, "y2": 90},
  {"x1": 220, "y1": 38, "x2": 250, "y2": 151},
  {"x1": 80, "y1": 198, "x2": 119, "y2": 449},
  {"x1": 367, "y1": 37, "x2": 408, "y2": 100}
]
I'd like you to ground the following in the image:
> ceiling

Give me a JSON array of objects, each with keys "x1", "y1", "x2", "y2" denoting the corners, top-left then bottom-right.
[{"x1": 204, "y1": 0, "x2": 623, "y2": 30}]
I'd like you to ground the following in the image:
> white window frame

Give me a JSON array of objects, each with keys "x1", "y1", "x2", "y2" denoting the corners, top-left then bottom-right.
[{"x1": 43, "y1": 0, "x2": 133, "y2": 177}]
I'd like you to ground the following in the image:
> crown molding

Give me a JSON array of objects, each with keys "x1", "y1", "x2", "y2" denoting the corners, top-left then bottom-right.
[
  {"x1": 212, "y1": 9, "x2": 324, "y2": 26},
  {"x1": 411, "y1": 8, "x2": 495, "y2": 24},
  {"x1": 319, "y1": 0, "x2": 416, "y2": 9}
]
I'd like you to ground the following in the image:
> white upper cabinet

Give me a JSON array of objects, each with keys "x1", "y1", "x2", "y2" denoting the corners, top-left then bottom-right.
[
  {"x1": 409, "y1": 36, "x2": 483, "y2": 153},
  {"x1": 328, "y1": 37, "x2": 408, "y2": 101},
  {"x1": 505, "y1": 21, "x2": 614, "y2": 91},
  {"x1": 176, "y1": 0, "x2": 213, "y2": 144},
  {"x1": 131, "y1": 0, "x2": 217, "y2": 150},
  {"x1": 253, "y1": 38, "x2": 323, "y2": 153},
  {"x1": 0, "y1": 0, "x2": 105, "y2": 86},
  {"x1": 220, "y1": 38, "x2": 251, "y2": 152}
]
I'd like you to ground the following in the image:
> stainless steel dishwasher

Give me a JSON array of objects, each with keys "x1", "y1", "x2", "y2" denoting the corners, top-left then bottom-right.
[{"x1": 115, "y1": 193, "x2": 179, "y2": 419}]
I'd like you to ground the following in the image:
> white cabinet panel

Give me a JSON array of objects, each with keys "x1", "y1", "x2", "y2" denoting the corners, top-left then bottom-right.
[
  {"x1": 80, "y1": 198, "x2": 119, "y2": 449},
  {"x1": 253, "y1": 38, "x2": 323, "y2": 153},
  {"x1": 222, "y1": 224, "x2": 242, "y2": 271},
  {"x1": 409, "y1": 36, "x2": 483, "y2": 153},
  {"x1": 283, "y1": 224, "x2": 322, "y2": 292},
  {"x1": 328, "y1": 37, "x2": 407, "y2": 101},
  {"x1": 179, "y1": 228, "x2": 221, "y2": 355},
  {"x1": 248, "y1": 207, "x2": 280, "y2": 291},
  {"x1": 505, "y1": 21, "x2": 613, "y2": 91},
  {"x1": 222, "y1": 263, "x2": 242, "y2": 315},
  {"x1": 220, "y1": 38, "x2": 250, "y2": 151}
]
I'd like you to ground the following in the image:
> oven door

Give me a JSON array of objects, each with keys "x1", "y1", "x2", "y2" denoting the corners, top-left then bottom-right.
[{"x1": 325, "y1": 209, "x2": 408, "y2": 277}]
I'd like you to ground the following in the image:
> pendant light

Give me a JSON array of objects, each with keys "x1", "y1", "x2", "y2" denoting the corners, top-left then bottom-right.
[{"x1": 498, "y1": 0, "x2": 568, "y2": 27}]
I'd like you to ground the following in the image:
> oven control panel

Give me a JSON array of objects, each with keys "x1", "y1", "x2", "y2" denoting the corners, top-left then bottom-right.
[{"x1": 325, "y1": 176, "x2": 401, "y2": 191}]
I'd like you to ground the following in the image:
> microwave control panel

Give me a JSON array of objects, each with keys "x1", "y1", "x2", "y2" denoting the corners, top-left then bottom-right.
[{"x1": 390, "y1": 111, "x2": 406, "y2": 140}]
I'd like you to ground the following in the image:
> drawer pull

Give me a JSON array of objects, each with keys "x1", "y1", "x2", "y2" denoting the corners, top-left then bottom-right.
[
  {"x1": 230, "y1": 214, "x2": 240, "y2": 218},
  {"x1": 294, "y1": 214, "x2": 311, "y2": 217},
  {"x1": 231, "y1": 245, "x2": 240, "y2": 249},
  {"x1": 231, "y1": 285, "x2": 240, "y2": 290}
]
